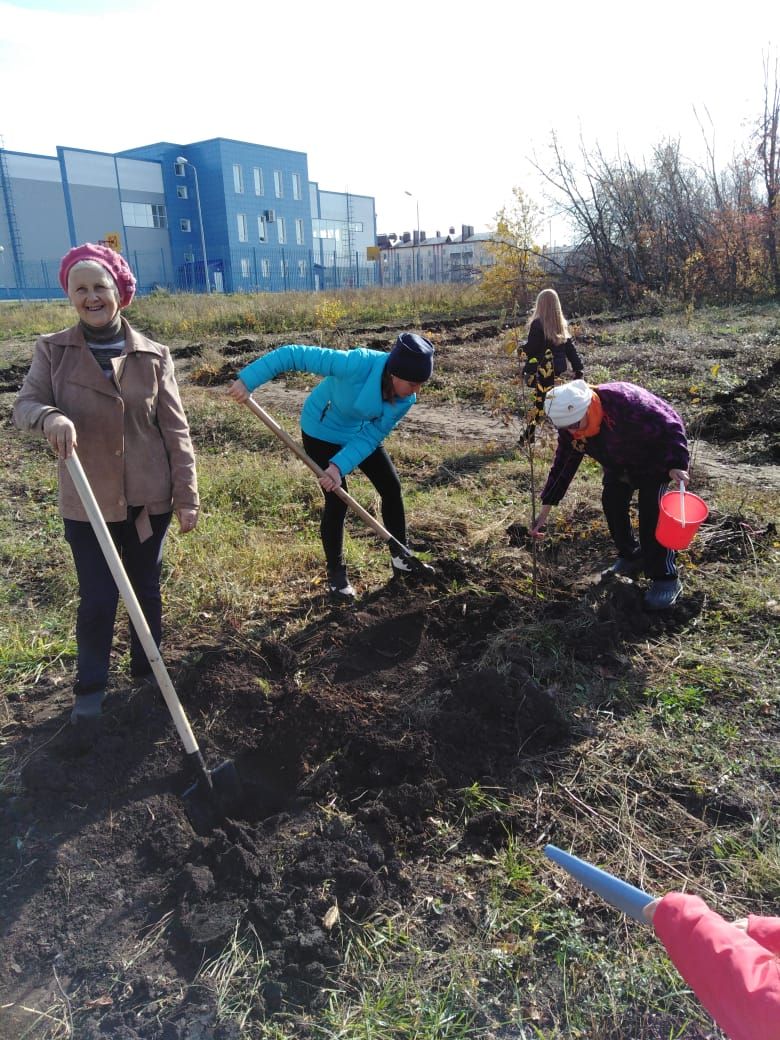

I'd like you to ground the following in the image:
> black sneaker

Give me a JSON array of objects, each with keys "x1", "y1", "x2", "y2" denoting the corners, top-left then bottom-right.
[
  {"x1": 327, "y1": 565, "x2": 355, "y2": 599},
  {"x1": 644, "y1": 578, "x2": 682, "y2": 611},
  {"x1": 602, "y1": 554, "x2": 644, "y2": 579}
]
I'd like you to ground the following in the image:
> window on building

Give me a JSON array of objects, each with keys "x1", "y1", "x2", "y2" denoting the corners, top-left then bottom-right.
[
  {"x1": 180, "y1": 218, "x2": 191, "y2": 232},
  {"x1": 122, "y1": 201, "x2": 168, "y2": 229},
  {"x1": 240, "y1": 257, "x2": 250, "y2": 278},
  {"x1": 312, "y1": 220, "x2": 342, "y2": 240},
  {"x1": 295, "y1": 218, "x2": 305, "y2": 245},
  {"x1": 233, "y1": 164, "x2": 244, "y2": 194},
  {"x1": 176, "y1": 185, "x2": 188, "y2": 199},
  {"x1": 253, "y1": 167, "x2": 264, "y2": 195},
  {"x1": 184, "y1": 250, "x2": 194, "y2": 262},
  {"x1": 237, "y1": 213, "x2": 248, "y2": 242},
  {"x1": 273, "y1": 170, "x2": 283, "y2": 198},
  {"x1": 261, "y1": 258, "x2": 270, "y2": 278},
  {"x1": 277, "y1": 216, "x2": 286, "y2": 244},
  {"x1": 292, "y1": 172, "x2": 302, "y2": 200},
  {"x1": 298, "y1": 259, "x2": 307, "y2": 277},
  {"x1": 280, "y1": 258, "x2": 288, "y2": 277},
  {"x1": 174, "y1": 161, "x2": 186, "y2": 176},
  {"x1": 257, "y1": 216, "x2": 267, "y2": 242}
]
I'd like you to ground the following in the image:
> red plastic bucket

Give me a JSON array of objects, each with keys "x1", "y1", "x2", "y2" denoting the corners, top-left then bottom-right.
[{"x1": 656, "y1": 490, "x2": 709, "y2": 550}]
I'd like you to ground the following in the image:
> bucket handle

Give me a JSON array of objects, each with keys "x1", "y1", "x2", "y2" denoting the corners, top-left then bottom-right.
[{"x1": 679, "y1": 480, "x2": 686, "y2": 527}]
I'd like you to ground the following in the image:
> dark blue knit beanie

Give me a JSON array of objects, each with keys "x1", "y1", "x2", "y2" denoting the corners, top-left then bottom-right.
[{"x1": 387, "y1": 332, "x2": 435, "y2": 383}]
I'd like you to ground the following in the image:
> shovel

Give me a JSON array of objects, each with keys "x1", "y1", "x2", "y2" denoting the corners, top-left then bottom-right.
[
  {"x1": 242, "y1": 395, "x2": 435, "y2": 578},
  {"x1": 65, "y1": 449, "x2": 243, "y2": 835}
]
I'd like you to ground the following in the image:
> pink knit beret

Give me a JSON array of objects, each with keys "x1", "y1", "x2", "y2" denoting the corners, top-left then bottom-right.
[{"x1": 59, "y1": 242, "x2": 137, "y2": 308}]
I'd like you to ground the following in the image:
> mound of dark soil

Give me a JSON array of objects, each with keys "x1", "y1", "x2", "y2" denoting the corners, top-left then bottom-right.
[
  {"x1": 5, "y1": 499, "x2": 769, "y2": 1036},
  {"x1": 697, "y1": 357, "x2": 780, "y2": 460},
  {"x1": 1, "y1": 554, "x2": 581, "y2": 1037}
]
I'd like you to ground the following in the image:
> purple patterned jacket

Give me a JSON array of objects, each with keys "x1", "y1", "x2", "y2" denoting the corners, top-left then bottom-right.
[{"x1": 540, "y1": 382, "x2": 689, "y2": 506}]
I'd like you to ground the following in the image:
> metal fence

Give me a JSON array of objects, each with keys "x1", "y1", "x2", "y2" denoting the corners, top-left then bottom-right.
[{"x1": 0, "y1": 245, "x2": 485, "y2": 301}]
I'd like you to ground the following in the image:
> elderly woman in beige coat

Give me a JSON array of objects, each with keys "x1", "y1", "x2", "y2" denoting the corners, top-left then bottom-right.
[{"x1": 13, "y1": 243, "x2": 199, "y2": 723}]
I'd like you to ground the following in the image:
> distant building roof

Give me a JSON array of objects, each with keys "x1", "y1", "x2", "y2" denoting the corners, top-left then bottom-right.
[{"x1": 377, "y1": 226, "x2": 498, "y2": 249}]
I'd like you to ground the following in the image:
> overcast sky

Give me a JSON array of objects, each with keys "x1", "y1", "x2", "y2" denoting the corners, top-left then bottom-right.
[{"x1": 0, "y1": 0, "x2": 774, "y2": 243}]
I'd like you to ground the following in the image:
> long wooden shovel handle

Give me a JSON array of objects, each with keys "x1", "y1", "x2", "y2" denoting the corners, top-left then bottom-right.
[
  {"x1": 65, "y1": 451, "x2": 200, "y2": 757},
  {"x1": 243, "y1": 395, "x2": 416, "y2": 561}
]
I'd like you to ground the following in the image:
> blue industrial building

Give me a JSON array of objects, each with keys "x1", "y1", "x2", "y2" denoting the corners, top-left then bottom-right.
[{"x1": 0, "y1": 137, "x2": 378, "y2": 299}]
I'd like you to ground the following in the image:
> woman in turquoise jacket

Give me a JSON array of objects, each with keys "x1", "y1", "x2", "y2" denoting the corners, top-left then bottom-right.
[{"x1": 228, "y1": 332, "x2": 435, "y2": 598}]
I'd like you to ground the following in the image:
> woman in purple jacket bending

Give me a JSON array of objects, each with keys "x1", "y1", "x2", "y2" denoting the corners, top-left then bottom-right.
[{"x1": 530, "y1": 380, "x2": 690, "y2": 610}]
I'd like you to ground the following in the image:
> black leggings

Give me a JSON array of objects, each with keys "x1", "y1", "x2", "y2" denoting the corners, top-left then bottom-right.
[{"x1": 302, "y1": 431, "x2": 406, "y2": 569}]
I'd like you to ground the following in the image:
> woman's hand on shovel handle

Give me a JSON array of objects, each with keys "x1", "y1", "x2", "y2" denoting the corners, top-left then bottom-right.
[
  {"x1": 531, "y1": 504, "x2": 552, "y2": 540},
  {"x1": 319, "y1": 463, "x2": 343, "y2": 493},
  {"x1": 669, "y1": 468, "x2": 689, "y2": 486},
  {"x1": 227, "y1": 379, "x2": 250, "y2": 404},
  {"x1": 43, "y1": 413, "x2": 77, "y2": 459}
]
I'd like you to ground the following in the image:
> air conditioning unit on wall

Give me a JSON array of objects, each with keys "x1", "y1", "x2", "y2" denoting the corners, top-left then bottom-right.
[{"x1": 264, "y1": 209, "x2": 276, "y2": 222}]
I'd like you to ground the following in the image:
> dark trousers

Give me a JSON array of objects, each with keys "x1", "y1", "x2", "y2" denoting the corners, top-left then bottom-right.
[
  {"x1": 601, "y1": 471, "x2": 677, "y2": 580},
  {"x1": 302, "y1": 432, "x2": 405, "y2": 570},
  {"x1": 63, "y1": 510, "x2": 172, "y2": 695}
]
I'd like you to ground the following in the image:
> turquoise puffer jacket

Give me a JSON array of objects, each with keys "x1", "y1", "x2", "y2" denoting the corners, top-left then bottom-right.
[{"x1": 237, "y1": 344, "x2": 415, "y2": 475}]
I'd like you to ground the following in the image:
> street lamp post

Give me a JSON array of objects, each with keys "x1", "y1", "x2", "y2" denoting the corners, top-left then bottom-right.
[
  {"x1": 404, "y1": 190, "x2": 421, "y2": 283},
  {"x1": 176, "y1": 155, "x2": 211, "y2": 294}
]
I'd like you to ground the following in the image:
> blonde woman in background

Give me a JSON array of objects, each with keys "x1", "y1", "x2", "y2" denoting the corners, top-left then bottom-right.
[{"x1": 519, "y1": 288, "x2": 584, "y2": 444}]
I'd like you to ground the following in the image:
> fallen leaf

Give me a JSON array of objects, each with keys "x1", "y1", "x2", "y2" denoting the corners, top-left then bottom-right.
[{"x1": 322, "y1": 905, "x2": 340, "y2": 930}]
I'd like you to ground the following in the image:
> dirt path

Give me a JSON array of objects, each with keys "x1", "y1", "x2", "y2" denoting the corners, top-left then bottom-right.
[
  {"x1": 247, "y1": 384, "x2": 780, "y2": 493},
  {"x1": 691, "y1": 439, "x2": 780, "y2": 494}
]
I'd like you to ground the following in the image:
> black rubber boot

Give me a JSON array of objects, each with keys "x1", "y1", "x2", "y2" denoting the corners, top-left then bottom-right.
[{"x1": 70, "y1": 690, "x2": 106, "y2": 725}]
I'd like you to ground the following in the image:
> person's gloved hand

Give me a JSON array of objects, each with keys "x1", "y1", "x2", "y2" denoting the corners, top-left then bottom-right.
[{"x1": 43, "y1": 413, "x2": 77, "y2": 459}]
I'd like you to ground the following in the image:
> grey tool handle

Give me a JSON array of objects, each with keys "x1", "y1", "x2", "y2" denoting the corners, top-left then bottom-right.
[{"x1": 65, "y1": 451, "x2": 199, "y2": 756}]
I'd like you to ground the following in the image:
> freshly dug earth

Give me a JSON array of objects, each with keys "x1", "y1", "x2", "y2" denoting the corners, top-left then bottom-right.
[
  {"x1": 2, "y1": 556, "x2": 579, "y2": 1036},
  {"x1": 1, "y1": 308, "x2": 778, "y2": 1038}
]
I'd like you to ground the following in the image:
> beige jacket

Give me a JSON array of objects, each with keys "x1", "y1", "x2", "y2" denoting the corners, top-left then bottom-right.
[{"x1": 13, "y1": 319, "x2": 199, "y2": 524}]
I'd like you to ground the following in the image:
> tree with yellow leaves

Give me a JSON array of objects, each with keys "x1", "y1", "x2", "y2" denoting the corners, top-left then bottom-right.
[{"x1": 480, "y1": 187, "x2": 545, "y2": 309}]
